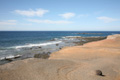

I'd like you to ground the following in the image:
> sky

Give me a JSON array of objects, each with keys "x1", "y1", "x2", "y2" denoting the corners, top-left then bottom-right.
[{"x1": 0, "y1": 0, "x2": 120, "y2": 31}]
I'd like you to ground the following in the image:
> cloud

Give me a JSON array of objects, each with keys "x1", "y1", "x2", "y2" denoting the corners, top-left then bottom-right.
[
  {"x1": 59, "y1": 13, "x2": 75, "y2": 19},
  {"x1": 28, "y1": 19, "x2": 73, "y2": 24},
  {"x1": 19, "y1": 23, "x2": 32, "y2": 26},
  {"x1": 97, "y1": 16, "x2": 118, "y2": 23},
  {"x1": 14, "y1": 8, "x2": 49, "y2": 17},
  {"x1": 0, "y1": 20, "x2": 17, "y2": 25}
]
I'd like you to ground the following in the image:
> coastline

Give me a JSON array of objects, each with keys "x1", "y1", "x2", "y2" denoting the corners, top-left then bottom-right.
[
  {"x1": 0, "y1": 34, "x2": 120, "y2": 80},
  {"x1": 0, "y1": 36, "x2": 106, "y2": 65}
]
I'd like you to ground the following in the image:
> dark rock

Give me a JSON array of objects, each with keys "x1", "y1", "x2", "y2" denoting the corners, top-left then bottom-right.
[
  {"x1": 34, "y1": 53, "x2": 49, "y2": 59},
  {"x1": 59, "y1": 48, "x2": 62, "y2": 49},
  {"x1": 30, "y1": 48, "x2": 32, "y2": 50},
  {"x1": 74, "y1": 37, "x2": 107, "y2": 46},
  {"x1": 56, "y1": 44, "x2": 59, "y2": 46},
  {"x1": 5, "y1": 58, "x2": 13, "y2": 62},
  {"x1": 76, "y1": 33, "x2": 103, "y2": 35},
  {"x1": 96, "y1": 70, "x2": 105, "y2": 76},
  {"x1": 38, "y1": 46, "x2": 42, "y2": 48},
  {"x1": 47, "y1": 52, "x2": 51, "y2": 55}
]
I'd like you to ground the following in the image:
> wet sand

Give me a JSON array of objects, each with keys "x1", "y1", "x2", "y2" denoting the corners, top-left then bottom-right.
[{"x1": 0, "y1": 34, "x2": 120, "y2": 80}]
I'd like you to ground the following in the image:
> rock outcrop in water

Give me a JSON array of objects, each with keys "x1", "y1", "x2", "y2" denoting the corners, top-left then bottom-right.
[
  {"x1": 75, "y1": 33, "x2": 103, "y2": 34},
  {"x1": 0, "y1": 34, "x2": 120, "y2": 80}
]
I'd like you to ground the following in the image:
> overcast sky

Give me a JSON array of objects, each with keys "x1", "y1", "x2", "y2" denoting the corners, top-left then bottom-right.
[{"x1": 0, "y1": 0, "x2": 120, "y2": 31}]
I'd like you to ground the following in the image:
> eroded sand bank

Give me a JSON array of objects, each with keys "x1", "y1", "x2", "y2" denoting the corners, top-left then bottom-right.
[{"x1": 0, "y1": 34, "x2": 120, "y2": 80}]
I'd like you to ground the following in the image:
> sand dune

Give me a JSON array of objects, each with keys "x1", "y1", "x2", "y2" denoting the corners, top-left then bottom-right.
[{"x1": 0, "y1": 34, "x2": 120, "y2": 80}]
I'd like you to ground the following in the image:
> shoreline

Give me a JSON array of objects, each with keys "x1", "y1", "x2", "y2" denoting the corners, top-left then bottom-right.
[
  {"x1": 0, "y1": 36, "x2": 106, "y2": 65},
  {"x1": 0, "y1": 34, "x2": 120, "y2": 80}
]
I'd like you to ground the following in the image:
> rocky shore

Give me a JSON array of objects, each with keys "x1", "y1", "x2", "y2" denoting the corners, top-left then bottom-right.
[
  {"x1": 0, "y1": 34, "x2": 120, "y2": 80},
  {"x1": 0, "y1": 36, "x2": 106, "y2": 65},
  {"x1": 75, "y1": 33, "x2": 104, "y2": 34}
]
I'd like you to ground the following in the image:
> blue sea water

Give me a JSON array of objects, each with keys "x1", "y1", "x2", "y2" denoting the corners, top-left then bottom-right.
[
  {"x1": 0, "y1": 31, "x2": 120, "y2": 48},
  {"x1": 0, "y1": 31, "x2": 120, "y2": 60}
]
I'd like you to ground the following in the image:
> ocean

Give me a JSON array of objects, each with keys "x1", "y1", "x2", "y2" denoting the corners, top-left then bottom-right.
[{"x1": 0, "y1": 31, "x2": 120, "y2": 61}]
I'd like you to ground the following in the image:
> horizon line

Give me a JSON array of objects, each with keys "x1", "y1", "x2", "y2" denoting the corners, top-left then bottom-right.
[{"x1": 0, "y1": 30, "x2": 120, "y2": 32}]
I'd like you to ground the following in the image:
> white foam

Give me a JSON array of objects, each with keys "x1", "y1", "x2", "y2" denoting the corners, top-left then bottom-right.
[
  {"x1": 0, "y1": 55, "x2": 22, "y2": 60},
  {"x1": 54, "y1": 38, "x2": 58, "y2": 40},
  {"x1": 62, "y1": 36, "x2": 81, "y2": 38},
  {"x1": 5, "y1": 55, "x2": 15, "y2": 59},
  {"x1": 0, "y1": 55, "x2": 15, "y2": 60},
  {"x1": 0, "y1": 57, "x2": 5, "y2": 60},
  {"x1": 14, "y1": 41, "x2": 62, "y2": 49}
]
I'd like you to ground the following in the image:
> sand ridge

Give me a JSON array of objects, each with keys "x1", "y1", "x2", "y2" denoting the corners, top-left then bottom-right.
[{"x1": 0, "y1": 34, "x2": 120, "y2": 80}]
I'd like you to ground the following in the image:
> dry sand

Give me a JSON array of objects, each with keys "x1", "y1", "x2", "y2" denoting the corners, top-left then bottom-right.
[{"x1": 0, "y1": 34, "x2": 120, "y2": 80}]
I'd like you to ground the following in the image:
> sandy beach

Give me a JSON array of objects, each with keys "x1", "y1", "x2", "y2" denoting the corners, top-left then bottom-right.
[{"x1": 0, "y1": 34, "x2": 120, "y2": 80}]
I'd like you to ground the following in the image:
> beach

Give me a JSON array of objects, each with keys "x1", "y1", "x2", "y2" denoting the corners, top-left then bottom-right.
[{"x1": 0, "y1": 34, "x2": 120, "y2": 80}]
